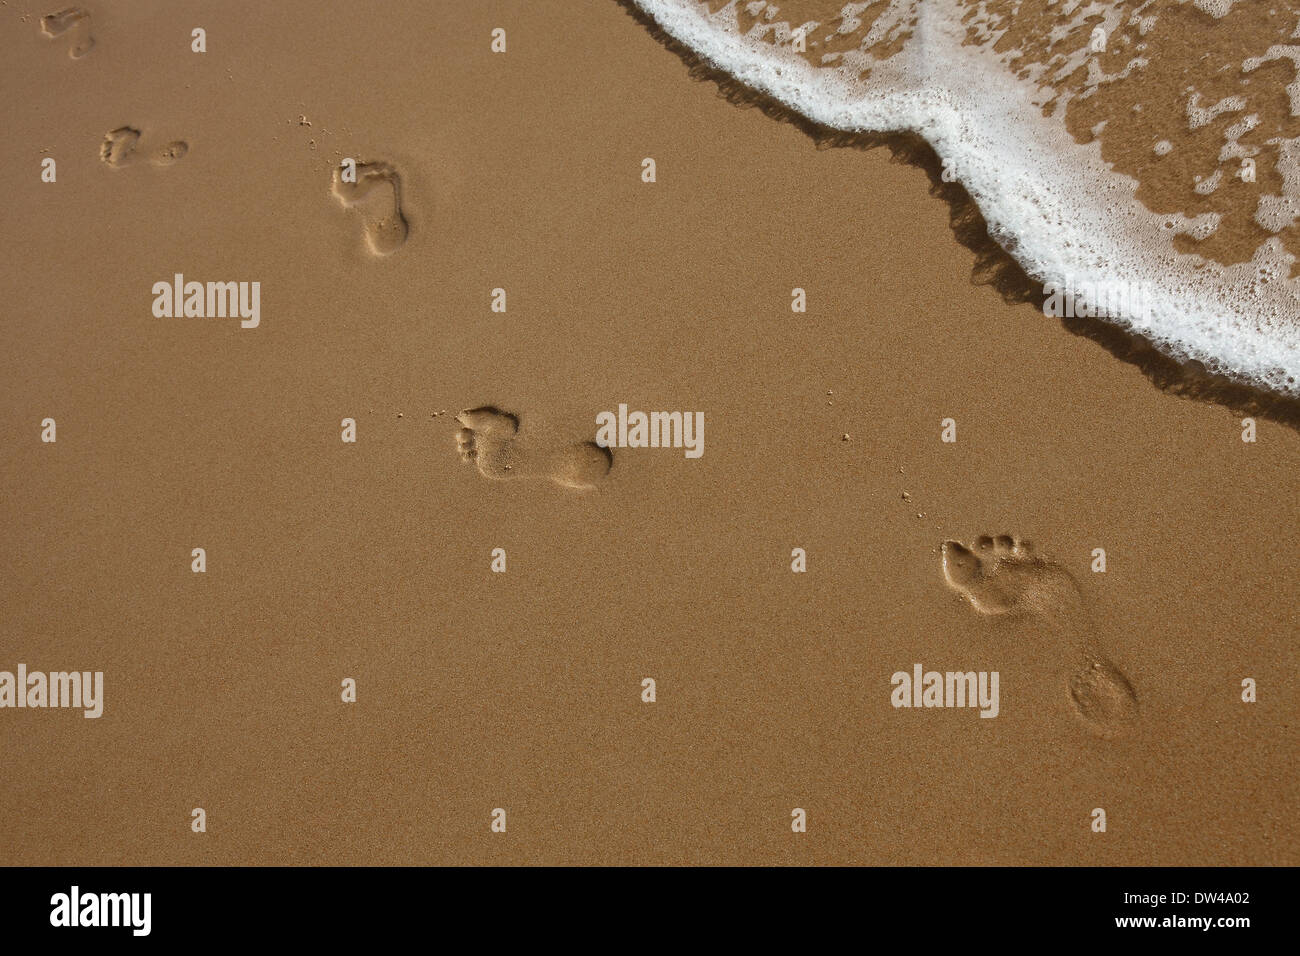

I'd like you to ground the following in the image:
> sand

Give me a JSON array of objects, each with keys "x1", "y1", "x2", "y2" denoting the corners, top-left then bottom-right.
[{"x1": 0, "y1": 0, "x2": 1296, "y2": 865}]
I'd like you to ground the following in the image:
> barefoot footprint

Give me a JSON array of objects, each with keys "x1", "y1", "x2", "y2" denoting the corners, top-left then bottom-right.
[
  {"x1": 331, "y1": 161, "x2": 409, "y2": 256},
  {"x1": 456, "y1": 407, "x2": 612, "y2": 491},
  {"x1": 100, "y1": 128, "x2": 141, "y2": 168},
  {"x1": 99, "y1": 127, "x2": 189, "y2": 168},
  {"x1": 42, "y1": 7, "x2": 94, "y2": 59},
  {"x1": 941, "y1": 535, "x2": 1138, "y2": 736}
]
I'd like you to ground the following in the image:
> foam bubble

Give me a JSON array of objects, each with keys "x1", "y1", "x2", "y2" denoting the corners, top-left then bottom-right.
[{"x1": 1185, "y1": 0, "x2": 1241, "y2": 20}]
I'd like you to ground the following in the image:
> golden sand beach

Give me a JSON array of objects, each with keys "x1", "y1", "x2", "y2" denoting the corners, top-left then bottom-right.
[{"x1": 0, "y1": 0, "x2": 1296, "y2": 865}]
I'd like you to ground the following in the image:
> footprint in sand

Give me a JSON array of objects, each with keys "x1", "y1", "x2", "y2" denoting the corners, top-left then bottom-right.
[
  {"x1": 41, "y1": 7, "x2": 94, "y2": 59},
  {"x1": 455, "y1": 407, "x2": 612, "y2": 491},
  {"x1": 941, "y1": 535, "x2": 1138, "y2": 736},
  {"x1": 331, "y1": 161, "x2": 408, "y2": 256},
  {"x1": 99, "y1": 127, "x2": 189, "y2": 169}
]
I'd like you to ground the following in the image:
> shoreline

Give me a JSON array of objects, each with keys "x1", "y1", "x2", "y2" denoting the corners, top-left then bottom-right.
[{"x1": 616, "y1": 0, "x2": 1300, "y2": 429}]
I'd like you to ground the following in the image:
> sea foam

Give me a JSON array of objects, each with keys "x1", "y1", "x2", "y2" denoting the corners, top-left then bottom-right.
[{"x1": 631, "y1": 0, "x2": 1300, "y2": 396}]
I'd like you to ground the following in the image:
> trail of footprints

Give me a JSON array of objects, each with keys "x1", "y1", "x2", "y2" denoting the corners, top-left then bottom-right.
[
  {"x1": 95, "y1": 131, "x2": 408, "y2": 259},
  {"x1": 45, "y1": 7, "x2": 403, "y2": 254},
  {"x1": 942, "y1": 535, "x2": 1139, "y2": 736},
  {"x1": 43, "y1": 13, "x2": 190, "y2": 173},
  {"x1": 38, "y1": 5, "x2": 1145, "y2": 855},
  {"x1": 448, "y1": 413, "x2": 1135, "y2": 735}
]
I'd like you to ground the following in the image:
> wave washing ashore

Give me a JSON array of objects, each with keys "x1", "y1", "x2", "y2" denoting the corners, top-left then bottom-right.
[{"x1": 629, "y1": 0, "x2": 1300, "y2": 398}]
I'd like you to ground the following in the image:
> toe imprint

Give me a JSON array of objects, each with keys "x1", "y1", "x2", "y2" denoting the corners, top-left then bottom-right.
[
  {"x1": 100, "y1": 128, "x2": 141, "y2": 167},
  {"x1": 941, "y1": 536, "x2": 1059, "y2": 616}
]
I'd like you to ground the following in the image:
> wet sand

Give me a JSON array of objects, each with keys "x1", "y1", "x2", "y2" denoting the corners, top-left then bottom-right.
[{"x1": 0, "y1": 0, "x2": 1296, "y2": 865}]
